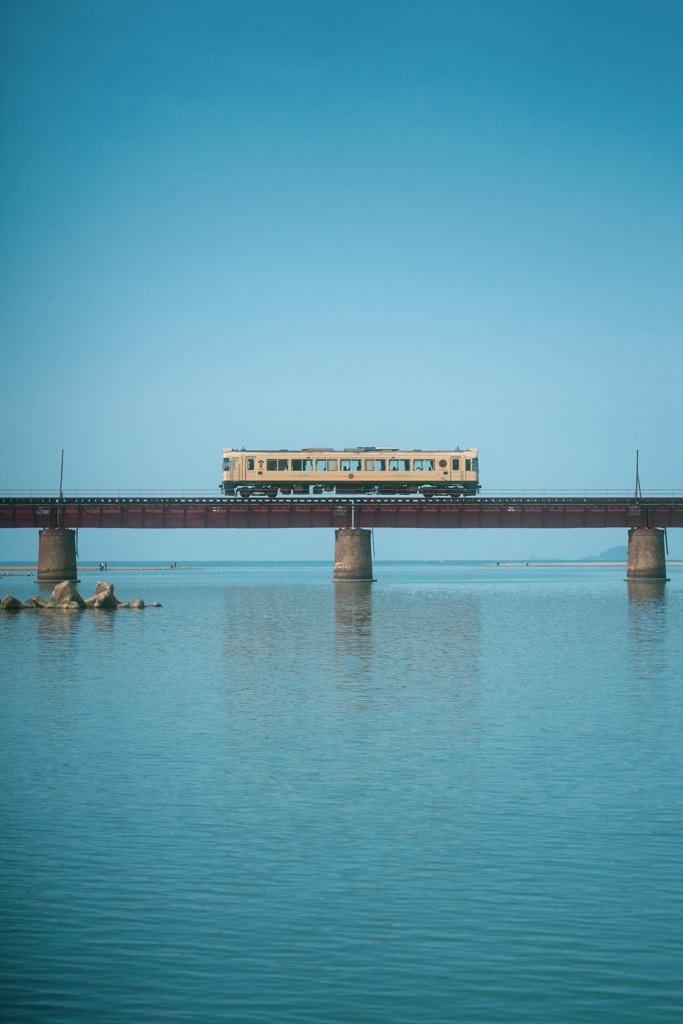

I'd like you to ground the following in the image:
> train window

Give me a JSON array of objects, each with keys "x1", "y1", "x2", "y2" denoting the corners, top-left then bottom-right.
[
  {"x1": 472, "y1": 458, "x2": 478, "y2": 471},
  {"x1": 364, "y1": 459, "x2": 386, "y2": 471},
  {"x1": 340, "y1": 459, "x2": 362, "y2": 471},
  {"x1": 316, "y1": 459, "x2": 327, "y2": 471},
  {"x1": 291, "y1": 458, "x2": 313, "y2": 471},
  {"x1": 266, "y1": 459, "x2": 288, "y2": 471},
  {"x1": 267, "y1": 460, "x2": 277, "y2": 470},
  {"x1": 223, "y1": 458, "x2": 230, "y2": 471},
  {"x1": 452, "y1": 459, "x2": 460, "y2": 471},
  {"x1": 327, "y1": 459, "x2": 338, "y2": 471},
  {"x1": 279, "y1": 460, "x2": 288, "y2": 471},
  {"x1": 247, "y1": 459, "x2": 254, "y2": 470},
  {"x1": 389, "y1": 459, "x2": 411, "y2": 471},
  {"x1": 465, "y1": 459, "x2": 471, "y2": 471},
  {"x1": 233, "y1": 459, "x2": 239, "y2": 469},
  {"x1": 413, "y1": 459, "x2": 435, "y2": 471}
]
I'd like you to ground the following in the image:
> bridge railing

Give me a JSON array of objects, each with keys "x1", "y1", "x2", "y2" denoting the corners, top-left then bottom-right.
[
  {"x1": 0, "y1": 489, "x2": 221, "y2": 498},
  {"x1": 1, "y1": 488, "x2": 682, "y2": 499}
]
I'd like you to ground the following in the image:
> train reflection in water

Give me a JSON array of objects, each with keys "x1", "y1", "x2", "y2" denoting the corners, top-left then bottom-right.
[{"x1": 334, "y1": 574, "x2": 481, "y2": 726}]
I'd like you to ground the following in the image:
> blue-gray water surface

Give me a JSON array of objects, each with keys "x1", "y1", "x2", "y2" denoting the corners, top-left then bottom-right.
[{"x1": 2, "y1": 562, "x2": 682, "y2": 1023}]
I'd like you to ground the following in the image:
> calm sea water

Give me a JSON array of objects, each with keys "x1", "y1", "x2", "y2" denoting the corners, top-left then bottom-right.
[{"x1": 2, "y1": 562, "x2": 682, "y2": 1023}]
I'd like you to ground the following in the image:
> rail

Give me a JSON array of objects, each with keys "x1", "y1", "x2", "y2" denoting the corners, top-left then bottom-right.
[{"x1": 1, "y1": 488, "x2": 682, "y2": 499}]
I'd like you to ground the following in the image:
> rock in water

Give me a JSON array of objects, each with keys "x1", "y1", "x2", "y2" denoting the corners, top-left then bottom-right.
[
  {"x1": 85, "y1": 581, "x2": 119, "y2": 609},
  {"x1": 117, "y1": 598, "x2": 145, "y2": 609},
  {"x1": 147, "y1": 602, "x2": 162, "y2": 607},
  {"x1": 1, "y1": 595, "x2": 24, "y2": 611},
  {"x1": 24, "y1": 597, "x2": 45, "y2": 608},
  {"x1": 46, "y1": 581, "x2": 86, "y2": 609}
]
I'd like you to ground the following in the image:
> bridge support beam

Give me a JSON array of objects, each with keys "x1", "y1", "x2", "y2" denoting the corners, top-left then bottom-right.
[
  {"x1": 332, "y1": 528, "x2": 375, "y2": 582},
  {"x1": 625, "y1": 528, "x2": 669, "y2": 582},
  {"x1": 37, "y1": 528, "x2": 79, "y2": 582}
]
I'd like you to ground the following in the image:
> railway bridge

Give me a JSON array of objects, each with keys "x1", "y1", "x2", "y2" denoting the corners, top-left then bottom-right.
[{"x1": 2, "y1": 492, "x2": 681, "y2": 583}]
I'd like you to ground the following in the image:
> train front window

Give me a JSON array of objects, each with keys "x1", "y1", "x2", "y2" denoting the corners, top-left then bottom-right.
[
  {"x1": 223, "y1": 458, "x2": 230, "y2": 471},
  {"x1": 389, "y1": 459, "x2": 411, "y2": 471},
  {"x1": 472, "y1": 458, "x2": 478, "y2": 471},
  {"x1": 452, "y1": 458, "x2": 460, "y2": 470},
  {"x1": 247, "y1": 459, "x2": 254, "y2": 470},
  {"x1": 341, "y1": 459, "x2": 362, "y2": 471},
  {"x1": 233, "y1": 459, "x2": 239, "y2": 469},
  {"x1": 466, "y1": 459, "x2": 471, "y2": 471}
]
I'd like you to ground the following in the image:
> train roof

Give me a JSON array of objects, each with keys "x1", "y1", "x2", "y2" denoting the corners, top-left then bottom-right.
[{"x1": 223, "y1": 446, "x2": 477, "y2": 453}]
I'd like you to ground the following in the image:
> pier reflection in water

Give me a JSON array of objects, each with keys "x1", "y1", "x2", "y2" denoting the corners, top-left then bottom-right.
[
  {"x1": 627, "y1": 580, "x2": 668, "y2": 682},
  {"x1": 333, "y1": 581, "x2": 373, "y2": 678},
  {"x1": 627, "y1": 578, "x2": 667, "y2": 616}
]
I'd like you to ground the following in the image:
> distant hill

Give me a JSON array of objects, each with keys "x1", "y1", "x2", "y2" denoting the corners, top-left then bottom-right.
[
  {"x1": 581, "y1": 545, "x2": 628, "y2": 562},
  {"x1": 528, "y1": 544, "x2": 679, "y2": 561},
  {"x1": 525, "y1": 543, "x2": 681, "y2": 563},
  {"x1": 525, "y1": 545, "x2": 629, "y2": 562}
]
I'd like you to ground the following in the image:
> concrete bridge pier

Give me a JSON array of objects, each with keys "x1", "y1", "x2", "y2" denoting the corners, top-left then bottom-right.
[
  {"x1": 332, "y1": 528, "x2": 375, "y2": 582},
  {"x1": 37, "y1": 528, "x2": 79, "y2": 582},
  {"x1": 625, "y1": 527, "x2": 669, "y2": 582}
]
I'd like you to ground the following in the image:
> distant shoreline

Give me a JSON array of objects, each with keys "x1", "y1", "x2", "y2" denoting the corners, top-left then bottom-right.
[
  {"x1": 0, "y1": 566, "x2": 197, "y2": 573},
  {"x1": 485, "y1": 561, "x2": 683, "y2": 567},
  {"x1": 2, "y1": 562, "x2": 681, "y2": 574}
]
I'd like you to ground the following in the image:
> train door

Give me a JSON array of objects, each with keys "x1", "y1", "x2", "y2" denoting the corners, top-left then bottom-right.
[{"x1": 229, "y1": 455, "x2": 244, "y2": 485}]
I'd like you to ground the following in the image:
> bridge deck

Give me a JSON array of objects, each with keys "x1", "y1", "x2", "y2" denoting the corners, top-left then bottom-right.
[{"x1": 1, "y1": 495, "x2": 682, "y2": 529}]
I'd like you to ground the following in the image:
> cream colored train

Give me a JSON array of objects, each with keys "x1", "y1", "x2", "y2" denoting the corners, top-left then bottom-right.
[{"x1": 221, "y1": 446, "x2": 480, "y2": 496}]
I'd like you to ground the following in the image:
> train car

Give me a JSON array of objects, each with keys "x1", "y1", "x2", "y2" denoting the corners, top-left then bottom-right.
[{"x1": 220, "y1": 446, "x2": 480, "y2": 496}]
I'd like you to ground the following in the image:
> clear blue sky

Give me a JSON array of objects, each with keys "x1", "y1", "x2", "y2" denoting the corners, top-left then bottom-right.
[{"x1": 1, "y1": 0, "x2": 681, "y2": 560}]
